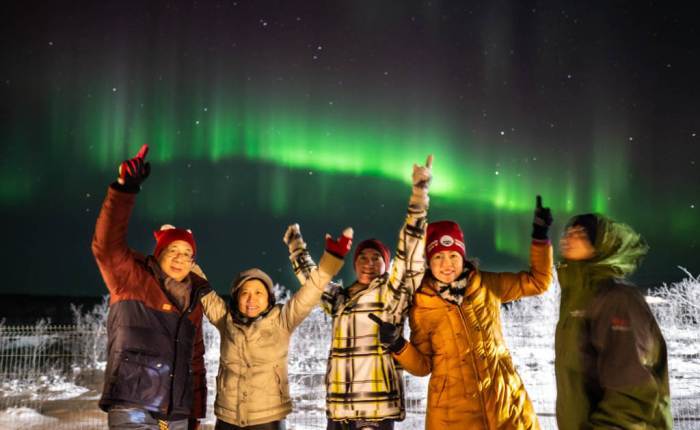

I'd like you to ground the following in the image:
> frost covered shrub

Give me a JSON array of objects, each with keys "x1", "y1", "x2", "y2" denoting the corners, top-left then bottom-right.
[
  {"x1": 70, "y1": 295, "x2": 109, "y2": 370},
  {"x1": 649, "y1": 267, "x2": 700, "y2": 329},
  {"x1": 272, "y1": 282, "x2": 292, "y2": 304}
]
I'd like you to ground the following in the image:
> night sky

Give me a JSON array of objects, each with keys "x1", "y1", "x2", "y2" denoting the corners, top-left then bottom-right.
[{"x1": 1, "y1": 1, "x2": 698, "y2": 297}]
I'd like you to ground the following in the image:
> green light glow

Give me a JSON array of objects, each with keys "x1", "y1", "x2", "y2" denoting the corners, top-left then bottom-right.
[{"x1": 4, "y1": 88, "x2": 650, "y2": 258}]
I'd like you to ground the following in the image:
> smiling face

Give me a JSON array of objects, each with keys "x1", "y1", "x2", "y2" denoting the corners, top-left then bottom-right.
[
  {"x1": 354, "y1": 248, "x2": 386, "y2": 285},
  {"x1": 157, "y1": 240, "x2": 194, "y2": 282},
  {"x1": 559, "y1": 226, "x2": 596, "y2": 261},
  {"x1": 237, "y1": 279, "x2": 270, "y2": 318},
  {"x1": 429, "y1": 250, "x2": 464, "y2": 284}
]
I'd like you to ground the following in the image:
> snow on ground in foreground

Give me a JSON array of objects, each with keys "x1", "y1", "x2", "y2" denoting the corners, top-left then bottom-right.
[
  {"x1": 0, "y1": 407, "x2": 58, "y2": 429},
  {"x1": 1, "y1": 378, "x2": 89, "y2": 401}
]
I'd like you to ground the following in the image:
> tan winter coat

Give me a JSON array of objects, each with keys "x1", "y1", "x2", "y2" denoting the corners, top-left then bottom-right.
[
  {"x1": 394, "y1": 242, "x2": 553, "y2": 429},
  {"x1": 201, "y1": 252, "x2": 343, "y2": 427}
]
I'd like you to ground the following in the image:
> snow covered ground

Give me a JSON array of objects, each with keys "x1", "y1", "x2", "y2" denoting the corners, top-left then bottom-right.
[{"x1": 1, "y1": 271, "x2": 699, "y2": 429}]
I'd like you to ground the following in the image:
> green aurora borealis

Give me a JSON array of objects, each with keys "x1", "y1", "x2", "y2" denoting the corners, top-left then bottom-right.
[{"x1": 1, "y1": 1, "x2": 698, "y2": 295}]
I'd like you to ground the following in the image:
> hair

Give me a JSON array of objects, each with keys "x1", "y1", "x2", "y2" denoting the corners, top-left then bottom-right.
[{"x1": 566, "y1": 213, "x2": 649, "y2": 279}]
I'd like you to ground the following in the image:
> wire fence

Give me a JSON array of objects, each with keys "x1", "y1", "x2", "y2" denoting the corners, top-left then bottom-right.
[{"x1": 1, "y1": 272, "x2": 699, "y2": 429}]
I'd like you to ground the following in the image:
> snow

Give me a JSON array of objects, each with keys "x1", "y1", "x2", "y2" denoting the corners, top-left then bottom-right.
[
  {"x1": 0, "y1": 407, "x2": 58, "y2": 430},
  {"x1": 1, "y1": 271, "x2": 699, "y2": 428},
  {"x1": 1, "y1": 378, "x2": 89, "y2": 401}
]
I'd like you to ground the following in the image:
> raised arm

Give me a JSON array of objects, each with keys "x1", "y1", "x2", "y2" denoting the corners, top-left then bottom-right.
[
  {"x1": 279, "y1": 227, "x2": 352, "y2": 331},
  {"x1": 284, "y1": 223, "x2": 317, "y2": 284},
  {"x1": 485, "y1": 195, "x2": 554, "y2": 303},
  {"x1": 283, "y1": 223, "x2": 343, "y2": 315},
  {"x1": 91, "y1": 144, "x2": 151, "y2": 295},
  {"x1": 199, "y1": 291, "x2": 229, "y2": 332},
  {"x1": 381, "y1": 155, "x2": 432, "y2": 324}
]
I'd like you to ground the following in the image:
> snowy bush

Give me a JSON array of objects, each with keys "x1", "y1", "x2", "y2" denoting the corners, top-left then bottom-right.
[
  {"x1": 70, "y1": 295, "x2": 109, "y2": 370},
  {"x1": 649, "y1": 267, "x2": 700, "y2": 329}
]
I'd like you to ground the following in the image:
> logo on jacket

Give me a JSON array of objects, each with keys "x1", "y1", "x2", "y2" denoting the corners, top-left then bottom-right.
[{"x1": 611, "y1": 316, "x2": 631, "y2": 331}]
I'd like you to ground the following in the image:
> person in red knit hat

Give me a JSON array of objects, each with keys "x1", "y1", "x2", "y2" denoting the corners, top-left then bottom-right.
[
  {"x1": 372, "y1": 197, "x2": 555, "y2": 429},
  {"x1": 351, "y1": 238, "x2": 391, "y2": 288},
  {"x1": 92, "y1": 144, "x2": 207, "y2": 430},
  {"x1": 286, "y1": 156, "x2": 433, "y2": 429}
]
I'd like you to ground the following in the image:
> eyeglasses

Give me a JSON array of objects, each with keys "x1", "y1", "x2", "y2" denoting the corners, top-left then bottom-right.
[{"x1": 163, "y1": 248, "x2": 194, "y2": 263}]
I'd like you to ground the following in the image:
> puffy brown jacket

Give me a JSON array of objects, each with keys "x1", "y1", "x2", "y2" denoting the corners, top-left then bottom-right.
[
  {"x1": 92, "y1": 185, "x2": 207, "y2": 420},
  {"x1": 394, "y1": 242, "x2": 553, "y2": 429}
]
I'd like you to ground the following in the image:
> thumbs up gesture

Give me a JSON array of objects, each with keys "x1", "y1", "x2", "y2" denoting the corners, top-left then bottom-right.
[
  {"x1": 412, "y1": 154, "x2": 433, "y2": 190},
  {"x1": 117, "y1": 144, "x2": 151, "y2": 190}
]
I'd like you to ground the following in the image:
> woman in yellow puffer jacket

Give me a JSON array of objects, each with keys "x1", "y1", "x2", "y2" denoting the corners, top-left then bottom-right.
[{"x1": 371, "y1": 196, "x2": 554, "y2": 429}]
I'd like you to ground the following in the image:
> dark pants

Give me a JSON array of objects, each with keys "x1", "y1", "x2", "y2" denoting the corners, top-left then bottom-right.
[
  {"x1": 215, "y1": 419, "x2": 285, "y2": 430},
  {"x1": 327, "y1": 419, "x2": 394, "y2": 430},
  {"x1": 108, "y1": 406, "x2": 188, "y2": 430}
]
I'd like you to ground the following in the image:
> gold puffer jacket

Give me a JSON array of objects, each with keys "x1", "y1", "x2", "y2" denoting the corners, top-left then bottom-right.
[{"x1": 394, "y1": 242, "x2": 553, "y2": 429}]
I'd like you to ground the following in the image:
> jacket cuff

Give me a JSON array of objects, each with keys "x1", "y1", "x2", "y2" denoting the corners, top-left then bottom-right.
[
  {"x1": 110, "y1": 181, "x2": 140, "y2": 194},
  {"x1": 409, "y1": 186, "x2": 429, "y2": 211},
  {"x1": 391, "y1": 339, "x2": 410, "y2": 356},
  {"x1": 318, "y1": 251, "x2": 344, "y2": 278}
]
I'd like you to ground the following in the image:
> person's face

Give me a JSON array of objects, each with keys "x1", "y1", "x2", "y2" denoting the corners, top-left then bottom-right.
[
  {"x1": 354, "y1": 248, "x2": 386, "y2": 285},
  {"x1": 559, "y1": 226, "x2": 596, "y2": 261},
  {"x1": 429, "y1": 250, "x2": 464, "y2": 284},
  {"x1": 237, "y1": 279, "x2": 270, "y2": 318},
  {"x1": 157, "y1": 240, "x2": 194, "y2": 282}
]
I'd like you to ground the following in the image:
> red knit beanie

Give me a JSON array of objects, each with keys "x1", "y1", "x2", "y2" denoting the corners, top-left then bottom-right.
[
  {"x1": 426, "y1": 220, "x2": 466, "y2": 261},
  {"x1": 153, "y1": 224, "x2": 197, "y2": 258},
  {"x1": 353, "y1": 239, "x2": 390, "y2": 267}
]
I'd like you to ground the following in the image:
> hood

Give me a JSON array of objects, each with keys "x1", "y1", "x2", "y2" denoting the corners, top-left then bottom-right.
[{"x1": 228, "y1": 267, "x2": 276, "y2": 325}]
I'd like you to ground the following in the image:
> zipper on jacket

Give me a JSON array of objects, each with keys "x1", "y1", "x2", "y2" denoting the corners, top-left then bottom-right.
[
  {"x1": 166, "y1": 288, "x2": 198, "y2": 417},
  {"x1": 456, "y1": 305, "x2": 490, "y2": 429}
]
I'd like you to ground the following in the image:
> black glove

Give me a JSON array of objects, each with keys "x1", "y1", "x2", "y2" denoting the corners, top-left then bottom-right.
[
  {"x1": 368, "y1": 313, "x2": 406, "y2": 353},
  {"x1": 532, "y1": 195, "x2": 553, "y2": 240},
  {"x1": 115, "y1": 144, "x2": 151, "y2": 192}
]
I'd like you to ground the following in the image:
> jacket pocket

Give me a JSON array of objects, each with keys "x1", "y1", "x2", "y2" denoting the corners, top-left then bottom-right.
[
  {"x1": 178, "y1": 367, "x2": 193, "y2": 407},
  {"x1": 112, "y1": 349, "x2": 169, "y2": 404},
  {"x1": 274, "y1": 364, "x2": 290, "y2": 401},
  {"x1": 428, "y1": 374, "x2": 448, "y2": 408}
]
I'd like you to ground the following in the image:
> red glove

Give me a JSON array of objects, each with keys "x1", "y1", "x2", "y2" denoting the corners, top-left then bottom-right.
[
  {"x1": 118, "y1": 144, "x2": 151, "y2": 189},
  {"x1": 325, "y1": 227, "x2": 354, "y2": 258}
]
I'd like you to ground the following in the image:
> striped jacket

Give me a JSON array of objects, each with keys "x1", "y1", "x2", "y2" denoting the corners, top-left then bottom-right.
[{"x1": 290, "y1": 197, "x2": 427, "y2": 421}]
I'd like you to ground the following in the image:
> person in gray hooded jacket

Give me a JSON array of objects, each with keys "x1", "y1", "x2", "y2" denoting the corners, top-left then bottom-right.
[{"x1": 197, "y1": 225, "x2": 353, "y2": 430}]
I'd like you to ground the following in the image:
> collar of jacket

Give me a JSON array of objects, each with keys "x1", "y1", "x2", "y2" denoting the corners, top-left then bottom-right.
[
  {"x1": 145, "y1": 255, "x2": 209, "y2": 314},
  {"x1": 229, "y1": 304, "x2": 276, "y2": 326},
  {"x1": 422, "y1": 262, "x2": 478, "y2": 306},
  {"x1": 337, "y1": 273, "x2": 387, "y2": 312}
]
